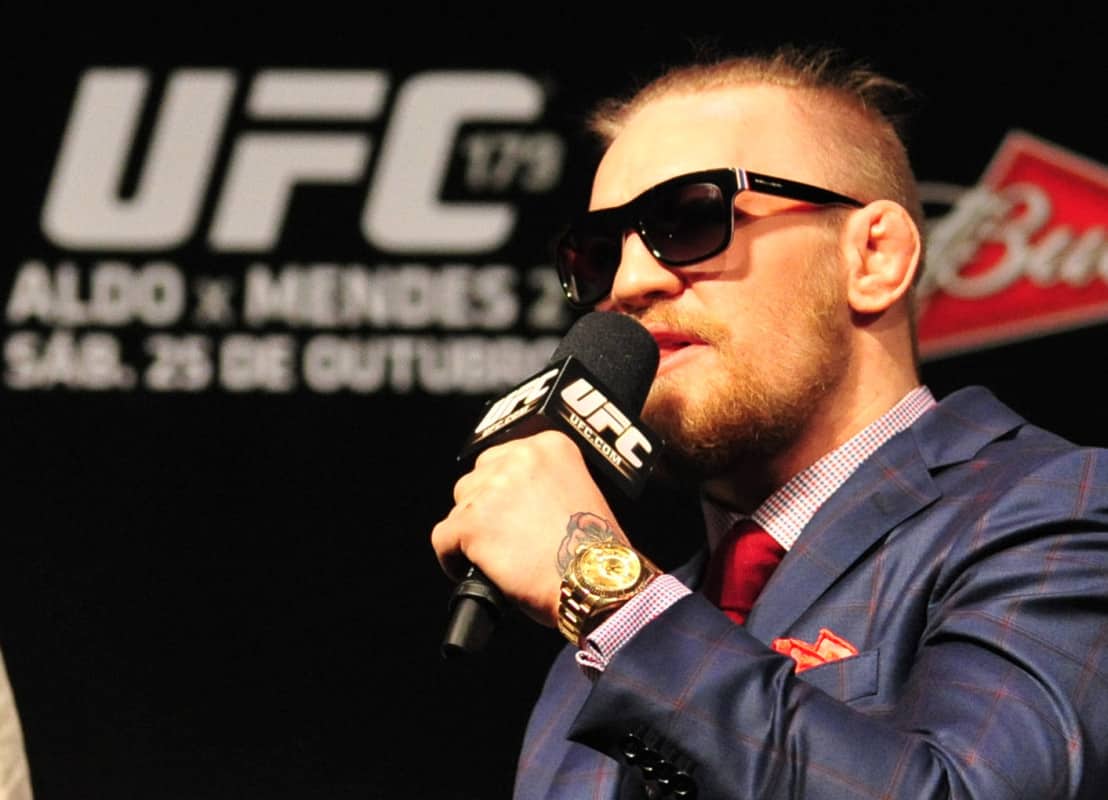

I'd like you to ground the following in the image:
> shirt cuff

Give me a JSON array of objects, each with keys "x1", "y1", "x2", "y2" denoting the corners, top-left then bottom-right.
[{"x1": 574, "y1": 574, "x2": 691, "y2": 675}]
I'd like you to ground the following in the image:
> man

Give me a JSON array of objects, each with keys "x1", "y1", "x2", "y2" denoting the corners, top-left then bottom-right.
[{"x1": 431, "y1": 45, "x2": 1108, "y2": 799}]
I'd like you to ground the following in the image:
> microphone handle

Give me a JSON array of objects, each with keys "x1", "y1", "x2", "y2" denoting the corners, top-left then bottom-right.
[{"x1": 441, "y1": 564, "x2": 507, "y2": 658}]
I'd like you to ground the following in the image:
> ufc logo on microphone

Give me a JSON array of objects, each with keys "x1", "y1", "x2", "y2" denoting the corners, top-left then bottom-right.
[
  {"x1": 560, "y1": 378, "x2": 653, "y2": 468},
  {"x1": 472, "y1": 368, "x2": 559, "y2": 437}
]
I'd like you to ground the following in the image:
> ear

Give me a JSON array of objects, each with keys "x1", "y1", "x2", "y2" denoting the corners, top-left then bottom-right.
[{"x1": 840, "y1": 200, "x2": 921, "y2": 315}]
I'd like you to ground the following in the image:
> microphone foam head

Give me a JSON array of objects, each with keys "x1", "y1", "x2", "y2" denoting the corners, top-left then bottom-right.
[{"x1": 551, "y1": 311, "x2": 659, "y2": 413}]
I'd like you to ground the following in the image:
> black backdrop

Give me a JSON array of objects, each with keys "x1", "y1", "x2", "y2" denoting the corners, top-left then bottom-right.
[{"x1": 5, "y1": 4, "x2": 1106, "y2": 799}]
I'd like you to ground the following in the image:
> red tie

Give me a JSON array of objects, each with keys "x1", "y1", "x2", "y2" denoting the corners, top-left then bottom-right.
[{"x1": 702, "y1": 519, "x2": 786, "y2": 624}]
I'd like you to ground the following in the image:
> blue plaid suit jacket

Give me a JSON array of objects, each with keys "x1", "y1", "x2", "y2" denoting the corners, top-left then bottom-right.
[{"x1": 513, "y1": 387, "x2": 1108, "y2": 799}]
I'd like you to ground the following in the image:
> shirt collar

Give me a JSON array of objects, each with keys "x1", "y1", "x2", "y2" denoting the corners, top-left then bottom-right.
[{"x1": 702, "y1": 385, "x2": 937, "y2": 552}]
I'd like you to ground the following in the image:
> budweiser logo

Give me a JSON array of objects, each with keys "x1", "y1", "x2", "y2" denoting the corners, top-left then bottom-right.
[{"x1": 917, "y1": 130, "x2": 1108, "y2": 359}]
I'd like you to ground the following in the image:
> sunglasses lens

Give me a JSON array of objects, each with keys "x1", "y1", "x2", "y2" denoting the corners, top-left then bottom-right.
[
  {"x1": 645, "y1": 182, "x2": 730, "y2": 263},
  {"x1": 556, "y1": 226, "x2": 621, "y2": 306},
  {"x1": 556, "y1": 174, "x2": 733, "y2": 307}
]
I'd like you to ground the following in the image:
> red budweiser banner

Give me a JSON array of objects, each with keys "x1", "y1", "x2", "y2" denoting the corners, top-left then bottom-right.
[{"x1": 918, "y1": 130, "x2": 1108, "y2": 359}]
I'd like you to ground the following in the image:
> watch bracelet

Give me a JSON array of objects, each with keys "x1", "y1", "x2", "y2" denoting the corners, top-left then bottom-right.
[{"x1": 557, "y1": 582, "x2": 602, "y2": 648}]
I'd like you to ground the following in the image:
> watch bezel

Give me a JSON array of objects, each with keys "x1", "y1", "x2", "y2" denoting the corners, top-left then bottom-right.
[
  {"x1": 557, "y1": 541, "x2": 660, "y2": 647},
  {"x1": 569, "y1": 541, "x2": 647, "y2": 596}
]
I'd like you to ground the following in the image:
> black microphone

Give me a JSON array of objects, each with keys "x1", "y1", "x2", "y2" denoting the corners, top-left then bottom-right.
[{"x1": 440, "y1": 311, "x2": 661, "y2": 659}]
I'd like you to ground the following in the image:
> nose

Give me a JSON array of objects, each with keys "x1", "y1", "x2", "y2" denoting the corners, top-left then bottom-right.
[{"x1": 604, "y1": 232, "x2": 685, "y2": 312}]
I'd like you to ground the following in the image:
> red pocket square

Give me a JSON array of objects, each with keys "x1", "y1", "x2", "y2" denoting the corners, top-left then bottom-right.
[{"x1": 771, "y1": 628, "x2": 859, "y2": 673}]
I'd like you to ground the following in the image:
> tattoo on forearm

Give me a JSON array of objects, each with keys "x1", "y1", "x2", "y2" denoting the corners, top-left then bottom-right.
[{"x1": 557, "y1": 511, "x2": 617, "y2": 572}]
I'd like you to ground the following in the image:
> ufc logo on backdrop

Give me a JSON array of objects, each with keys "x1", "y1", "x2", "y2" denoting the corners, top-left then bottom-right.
[{"x1": 41, "y1": 68, "x2": 564, "y2": 253}]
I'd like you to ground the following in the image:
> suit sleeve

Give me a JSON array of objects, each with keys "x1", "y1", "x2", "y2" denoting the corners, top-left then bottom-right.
[{"x1": 565, "y1": 448, "x2": 1108, "y2": 800}]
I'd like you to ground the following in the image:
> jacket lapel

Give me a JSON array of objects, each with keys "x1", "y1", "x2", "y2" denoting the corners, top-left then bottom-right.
[{"x1": 745, "y1": 386, "x2": 1023, "y2": 640}]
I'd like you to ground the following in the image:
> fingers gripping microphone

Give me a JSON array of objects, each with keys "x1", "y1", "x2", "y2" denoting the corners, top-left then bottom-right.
[{"x1": 440, "y1": 311, "x2": 661, "y2": 658}]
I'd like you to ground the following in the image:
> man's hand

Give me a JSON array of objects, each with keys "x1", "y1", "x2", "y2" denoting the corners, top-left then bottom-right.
[{"x1": 431, "y1": 429, "x2": 628, "y2": 628}]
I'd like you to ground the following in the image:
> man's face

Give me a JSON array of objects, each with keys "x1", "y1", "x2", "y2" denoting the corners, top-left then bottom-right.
[{"x1": 592, "y1": 86, "x2": 854, "y2": 482}]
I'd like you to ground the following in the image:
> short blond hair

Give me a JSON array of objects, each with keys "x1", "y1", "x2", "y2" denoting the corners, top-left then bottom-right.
[{"x1": 587, "y1": 44, "x2": 924, "y2": 234}]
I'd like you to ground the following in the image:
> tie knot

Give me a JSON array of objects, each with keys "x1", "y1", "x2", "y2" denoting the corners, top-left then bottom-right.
[
  {"x1": 702, "y1": 519, "x2": 785, "y2": 624},
  {"x1": 723, "y1": 518, "x2": 769, "y2": 542}
]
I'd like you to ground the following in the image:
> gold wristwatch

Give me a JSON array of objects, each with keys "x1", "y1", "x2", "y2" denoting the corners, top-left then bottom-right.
[{"x1": 557, "y1": 542, "x2": 660, "y2": 648}]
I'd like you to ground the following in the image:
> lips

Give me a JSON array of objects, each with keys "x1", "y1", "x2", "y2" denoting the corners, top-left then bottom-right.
[
  {"x1": 643, "y1": 325, "x2": 709, "y2": 375},
  {"x1": 645, "y1": 324, "x2": 704, "y2": 351},
  {"x1": 652, "y1": 331, "x2": 695, "y2": 354}
]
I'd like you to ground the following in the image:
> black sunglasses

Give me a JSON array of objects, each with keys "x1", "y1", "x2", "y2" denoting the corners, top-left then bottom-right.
[{"x1": 555, "y1": 167, "x2": 865, "y2": 308}]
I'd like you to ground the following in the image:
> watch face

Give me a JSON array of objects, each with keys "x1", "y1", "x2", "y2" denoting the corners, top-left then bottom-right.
[{"x1": 577, "y1": 544, "x2": 642, "y2": 594}]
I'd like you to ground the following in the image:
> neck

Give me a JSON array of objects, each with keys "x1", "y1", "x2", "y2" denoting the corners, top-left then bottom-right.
[{"x1": 703, "y1": 341, "x2": 919, "y2": 513}]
